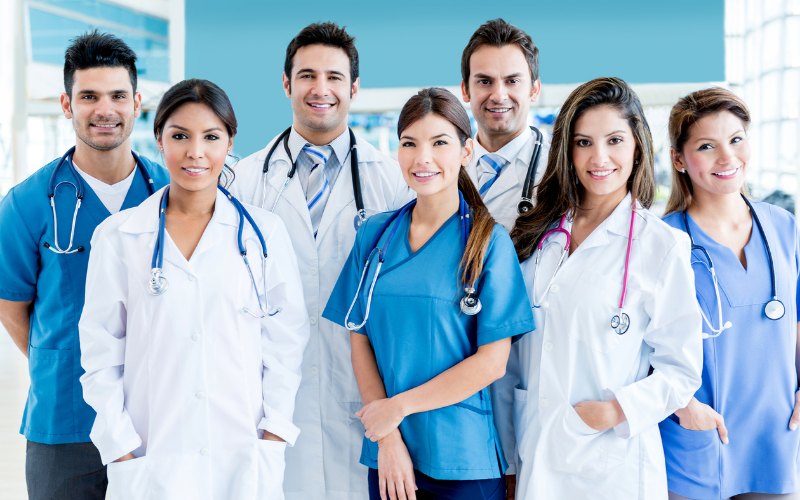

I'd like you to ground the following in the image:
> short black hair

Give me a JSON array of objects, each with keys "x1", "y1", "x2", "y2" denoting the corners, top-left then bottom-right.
[
  {"x1": 461, "y1": 19, "x2": 539, "y2": 91},
  {"x1": 284, "y1": 22, "x2": 359, "y2": 82},
  {"x1": 64, "y1": 30, "x2": 138, "y2": 97}
]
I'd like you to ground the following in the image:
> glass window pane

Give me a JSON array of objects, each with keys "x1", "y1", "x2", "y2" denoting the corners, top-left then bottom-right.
[
  {"x1": 787, "y1": 17, "x2": 800, "y2": 66},
  {"x1": 784, "y1": 69, "x2": 800, "y2": 119}
]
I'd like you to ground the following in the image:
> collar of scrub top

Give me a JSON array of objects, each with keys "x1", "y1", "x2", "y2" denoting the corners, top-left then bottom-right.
[
  {"x1": 682, "y1": 194, "x2": 785, "y2": 331},
  {"x1": 148, "y1": 184, "x2": 280, "y2": 318},
  {"x1": 259, "y1": 126, "x2": 365, "y2": 229},
  {"x1": 44, "y1": 145, "x2": 156, "y2": 255},
  {"x1": 343, "y1": 191, "x2": 474, "y2": 331},
  {"x1": 470, "y1": 125, "x2": 545, "y2": 215},
  {"x1": 531, "y1": 197, "x2": 638, "y2": 335}
]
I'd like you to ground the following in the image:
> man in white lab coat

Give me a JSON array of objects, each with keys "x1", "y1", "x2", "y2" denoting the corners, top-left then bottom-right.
[
  {"x1": 461, "y1": 18, "x2": 550, "y2": 231},
  {"x1": 230, "y1": 22, "x2": 410, "y2": 500}
]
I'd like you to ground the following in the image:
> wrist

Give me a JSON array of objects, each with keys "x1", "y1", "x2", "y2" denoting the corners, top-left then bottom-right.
[
  {"x1": 391, "y1": 393, "x2": 411, "y2": 418},
  {"x1": 378, "y1": 429, "x2": 402, "y2": 447},
  {"x1": 609, "y1": 399, "x2": 625, "y2": 427}
]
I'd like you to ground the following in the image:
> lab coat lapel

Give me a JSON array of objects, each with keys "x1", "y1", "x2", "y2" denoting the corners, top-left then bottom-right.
[
  {"x1": 267, "y1": 149, "x2": 314, "y2": 236},
  {"x1": 185, "y1": 189, "x2": 239, "y2": 262}
]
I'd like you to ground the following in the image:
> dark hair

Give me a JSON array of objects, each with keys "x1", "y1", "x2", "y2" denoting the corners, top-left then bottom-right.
[
  {"x1": 461, "y1": 18, "x2": 539, "y2": 90},
  {"x1": 284, "y1": 22, "x2": 359, "y2": 82},
  {"x1": 397, "y1": 87, "x2": 496, "y2": 288},
  {"x1": 153, "y1": 79, "x2": 238, "y2": 186},
  {"x1": 64, "y1": 30, "x2": 138, "y2": 97},
  {"x1": 511, "y1": 77, "x2": 655, "y2": 261},
  {"x1": 665, "y1": 87, "x2": 751, "y2": 214}
]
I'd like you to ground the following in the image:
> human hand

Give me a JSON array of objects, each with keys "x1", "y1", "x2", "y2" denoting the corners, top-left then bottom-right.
[
  {"x1": 504, "y1": 474, "x2": 516, "y2": 500},
  {"x1": 357, "y1": 397, "x2": 405, "y2": 442},
  {"x1": 675, "y1": 397, "x2": 729, "y2": 444},
  {"x1": 377, "y1": 430, "x2": 417, "y2": 500},
  {"x1": 573, "y1": 400, "x2": 625, "y2": 432},
  {"x1": 788, "y1": 390, "x2": 800, "y2": 431},
  {"x1": 113, "y1": 452, "x2": 135, "y2": 463},
  {"x1": 261, "y1": 430, "x2": 286, "y2": 442}
]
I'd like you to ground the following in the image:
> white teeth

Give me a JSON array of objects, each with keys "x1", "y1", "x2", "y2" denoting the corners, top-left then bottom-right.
[
  {"x1": 94, "y1": 123, "x2": 117, "y2": 128},
  {"x1": 184, "y1": 167, "x2": 206, "y2": 173},
  {"x1": 488, "y1": 108, "x2": 510, "y2": 113},
  {"x1": 413, "y1": 172, "x2": 438, "y2": 178},
  {"x1": 590, "y1": 170, "x2": 614, "y2": 177},
  {"x1": 713, "y1": 168, "x2": 739, "y2": 176},
  {"x1": 309, "y1": 103, "x2": 332, "y2": 108}
]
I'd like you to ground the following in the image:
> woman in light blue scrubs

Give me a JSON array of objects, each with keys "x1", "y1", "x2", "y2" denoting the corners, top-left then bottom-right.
[
  {"x1": 323, "y1": 87, "x2": 534, "y2": 500},
  {"x1": 661, "y1": 87, "x2": 800, "y2": 500}
]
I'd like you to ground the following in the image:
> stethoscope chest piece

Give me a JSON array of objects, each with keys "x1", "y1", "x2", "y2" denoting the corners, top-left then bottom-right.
[
  {"x1": 460, "y1": 287, "x2": 482, "y2": 316},
  {"x1": 611, "y1": 312, "x2": 630, "y2": 335},
  {"x1": 148, "y1": 269, "x2": 168, "y2": 296},
  {"x1": 765, "y1": 299, "x2": 785, "y2": 320}
]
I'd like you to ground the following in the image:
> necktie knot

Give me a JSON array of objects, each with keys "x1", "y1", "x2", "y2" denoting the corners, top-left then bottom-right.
[
  {"x1": 480, "y1": 153, "x2": 507, "y2": 174},
  {"x1": 303, "y1": 144, "x2": 332, "y2": 168},
  {"x1": 478, "y1": 153, "x2": 508, "y2": 195}
]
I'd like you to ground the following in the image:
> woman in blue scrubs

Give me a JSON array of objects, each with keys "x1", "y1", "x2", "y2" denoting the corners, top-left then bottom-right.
[
  {"x1": 661, "y1": 87, "x2": 800, "y2": 500},
  {"x1": 323, "y1": 87, "x2": 534, "y2": 500}
]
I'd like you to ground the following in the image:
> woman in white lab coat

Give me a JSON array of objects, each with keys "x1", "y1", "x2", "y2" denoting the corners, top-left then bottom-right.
[
  {"x1": 502, "y1": 77, "x2": 703, "y2": 499},
  {"x1": 79, "y1": 79, "x2": 309, "y2": 500}
]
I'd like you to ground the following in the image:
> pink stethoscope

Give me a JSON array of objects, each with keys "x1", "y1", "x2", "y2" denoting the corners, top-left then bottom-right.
[{"x1": 531, "y1": 204, "x2": 637, "y2": 335}]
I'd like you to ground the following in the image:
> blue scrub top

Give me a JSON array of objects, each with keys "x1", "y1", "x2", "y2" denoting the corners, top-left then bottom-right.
[
  {"x1": 660, "y1": 201, "x2": 800, "y2": 499},
  {"x1": 0, "y1": 152, "x2": 168, "y2": 444},
  {"x1": 323, "y1": 208, "x2": 535, "y2": 481}
]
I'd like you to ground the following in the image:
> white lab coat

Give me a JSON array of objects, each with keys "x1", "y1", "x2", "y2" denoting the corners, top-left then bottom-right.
[
  {"x1": 466, "y1": 128, "x2": 550, "y2": 232},
  {"x1": 495, "y1": 194, "x2": 702, "y2": 500},
  {"x1": 79, "y1": 188, "x2": 309, "y2": 500},
  {"x1": 230, "y1": 131, "x2": 411, "y2": 500}
]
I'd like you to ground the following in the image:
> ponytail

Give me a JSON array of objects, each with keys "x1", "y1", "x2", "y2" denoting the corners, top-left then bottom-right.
[{"x1": 458, "y1": 168, "x2": 495, "y2": 287}]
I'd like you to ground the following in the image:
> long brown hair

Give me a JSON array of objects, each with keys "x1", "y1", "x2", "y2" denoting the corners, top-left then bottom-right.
[
  {"x1": 664, "y1": 87, "x2": 751, "y2": 215},
  {"x1": 511, "y1": 77, "x2": 655, "y2": 261},
  {"x1": 397, "y1": 87, "x2": 496, "y2": 286}
]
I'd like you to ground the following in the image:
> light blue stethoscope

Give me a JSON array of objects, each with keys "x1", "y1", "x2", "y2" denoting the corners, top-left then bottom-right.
[
  {"x1": 44, "y1": 146, "x2": 156, "y2": 254},
  {"x1": 343, "y1": 192, "x2": 482, "y2": 331},
  {"x1": 147, "y1": 185, "x2": 281, "y2": 319},
  {"x1": 683, "y1": 195, "x2": 785, "y2": 339}
]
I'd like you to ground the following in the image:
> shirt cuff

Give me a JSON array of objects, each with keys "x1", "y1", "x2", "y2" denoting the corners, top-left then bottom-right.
[{"x1": 258, "y1": 406, "x2": 300, "y2": 447}]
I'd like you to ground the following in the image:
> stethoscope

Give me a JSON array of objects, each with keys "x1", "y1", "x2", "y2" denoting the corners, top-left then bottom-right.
[
  {"x1": 516, "y1": 126, "x2": 544, "y2": 215},
  {"x1": 44, "y1": 146, "x2": 156, "y2": 254},
  {"x1": 343, "y1": 192, "x2": 482, "y2": 331},
  {"x1": 261, "y1": 127, "x2": 366, "y2": 230},
  {"x1": 531, "y1": 203, "x2": 638, "y2": 335},
  {"x1": 147, "y1": 185, "x2": 281, "y2": 319},
  {"x1": 683, "y1": 195, "x2": 785, "y2": 336}
]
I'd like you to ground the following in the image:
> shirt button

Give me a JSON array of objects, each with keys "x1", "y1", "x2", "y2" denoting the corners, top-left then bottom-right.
[
  {"x1": 550, "y1": 284, "x2": 559, "y2": 293},
  {"x1": 199, "y1": 448, "x2": 209, "y2": 456},
  {"x1": 544, "y1": 342, "x2": 553, "y2": 352},
  {"x1": 540, "y1": 398, "x2": 549, "y2": 408},
  {"x1": 542, "y1": 301, "x2": 550, "y2": 308},
  {"x1": 195, "y1": 391, "x2": 206, "y2": 399},
  {"x1": 310, "y1": 317, "x2": 317, "y2": 325},
  {"x1": 191, "y1": 332, "x2": 200, "y2": 342},
  {"x1": 187, "y1": 274, "x2": 196, "y2": 282}
]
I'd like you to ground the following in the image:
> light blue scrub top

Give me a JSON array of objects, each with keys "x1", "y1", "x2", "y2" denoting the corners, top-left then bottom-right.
[
  {"x1": 323, "y1": 208, "x2": 535, "y2": 481},
  {"x1": 660, "y1": 201, "x2": 800, "y2": 499},
  {"x1": 0, "y1": 153, "x2": 168, "y2": 444}
]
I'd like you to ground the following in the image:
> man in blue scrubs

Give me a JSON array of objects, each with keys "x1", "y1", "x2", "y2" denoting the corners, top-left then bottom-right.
[{"x1": 0, "y1": 31, "x2": 168, "y2": 500}]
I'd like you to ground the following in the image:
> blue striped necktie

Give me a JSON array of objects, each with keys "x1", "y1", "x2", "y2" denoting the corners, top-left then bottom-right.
[
  {"x1": 477, "y1": 153, "x2": 508, "y2": 196},
  {"x1": 303, "y1": 144, "x2": 333, "y2": 236}
]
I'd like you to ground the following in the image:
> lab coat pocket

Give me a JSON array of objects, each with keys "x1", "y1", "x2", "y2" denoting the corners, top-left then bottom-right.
[
  {"x1": 106, "y1": 456, "x2": 149, "y2": 500},
  {"x1": 547, "y1": 404, "x2": 626, "y2": 479},
  {"x1": 256, "y1": 439, "x2": 287, "y2": 500}
]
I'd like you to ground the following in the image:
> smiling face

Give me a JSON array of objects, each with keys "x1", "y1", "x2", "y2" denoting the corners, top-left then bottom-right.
[
  {"x1": 461, "y1": 44, "x2": 540, "y2": 149},
  {"x1": 673, "y1": 111, "x2": 749, "y2": 200},
  {"x1": 398, "y1": 113, "x2": 473, "y2": 201},
  {"x1": 283, "y1": 44, "x2": 359, "y2": 145},
  {"x1": 571, "y1": 105, "x2": 637, "y2": 205},
  {"x1": 60, "y1": 66, "x2": 141, "y2": 152},
  {"x1": 157, "y1": 102, "x2": 232, "y2": 197}
]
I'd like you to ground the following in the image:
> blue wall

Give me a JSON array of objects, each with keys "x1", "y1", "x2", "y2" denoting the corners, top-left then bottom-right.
[{"x1": 186, "y1": 0, "x2": 725, "y2": 155}]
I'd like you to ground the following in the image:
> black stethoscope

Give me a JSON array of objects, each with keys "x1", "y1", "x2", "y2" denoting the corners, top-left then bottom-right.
[
  {"x1": 683, "y1": 194, "x2": 785, "y2": 326},
  {"x1": 343, "y1": 192, "x2": 481, "y2": 331},
  {"x1": 516, "y1": 125, "x2": 544, "y2": 215},
  {"x1": 44, "y1": 145, "x2": 156, "y2": 254},
  {"x1": 261, "y1": 127, "x2": 366, "y2": 230}
]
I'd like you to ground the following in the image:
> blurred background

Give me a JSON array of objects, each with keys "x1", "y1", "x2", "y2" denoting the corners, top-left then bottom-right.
[{"x1": 0, "y1": 0, "x2": 798, "y2": 497}]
